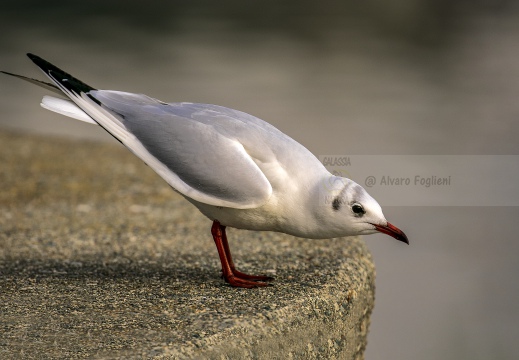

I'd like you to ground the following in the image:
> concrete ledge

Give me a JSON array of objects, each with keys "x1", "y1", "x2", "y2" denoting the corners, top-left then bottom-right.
[{"x1": 0, "y1": 131, "x2": 375, "y2": 359}]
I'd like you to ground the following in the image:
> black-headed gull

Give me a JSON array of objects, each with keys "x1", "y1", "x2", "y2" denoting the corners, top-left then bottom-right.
[{"x1": 1, "y1": 54, "x2": 408, "y2": 288}]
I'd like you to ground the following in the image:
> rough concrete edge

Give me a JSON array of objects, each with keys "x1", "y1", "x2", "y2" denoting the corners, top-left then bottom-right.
[{"x1": 158, "y1": 238, "x2": 375, "y2": 360}]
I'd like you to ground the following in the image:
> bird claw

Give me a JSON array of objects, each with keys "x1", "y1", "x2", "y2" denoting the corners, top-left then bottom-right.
[
  {"x1": 223, "y1": 274, "x2": 273, "y2": 288},
  {"x1": 233, "y1": 271, "x2": 274, "y2": 282},
  {"x1": 220, "y1": 269, "x2": 274, "y2": 288}
]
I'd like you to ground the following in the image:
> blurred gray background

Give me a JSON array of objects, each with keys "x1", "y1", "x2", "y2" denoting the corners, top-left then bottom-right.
[{"x1": 1, "y1": 1, "x2": 518, "y2": 358}]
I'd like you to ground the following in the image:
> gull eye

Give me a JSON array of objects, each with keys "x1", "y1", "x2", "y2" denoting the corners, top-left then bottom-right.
[{"x1": 351, "y1": 203, "x2": 365, "y2": 216}]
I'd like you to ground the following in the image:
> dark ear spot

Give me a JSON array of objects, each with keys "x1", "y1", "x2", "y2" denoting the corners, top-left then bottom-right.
[{"x1": 332, "y1": 197, "x2": 341, "y2": 211}]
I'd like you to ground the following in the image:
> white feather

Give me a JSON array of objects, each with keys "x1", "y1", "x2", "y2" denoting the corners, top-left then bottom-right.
[{"x1": 40, "y1": 95, "x2": 97, "y2": 124}]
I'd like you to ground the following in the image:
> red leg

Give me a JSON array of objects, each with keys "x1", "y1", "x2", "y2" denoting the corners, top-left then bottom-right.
[
  {"x1": 211, "y1": 220, "x2": 273, "y2": 288},
  {"x1": 219, "y1": 224, "x2": 274, "y2": 282}
]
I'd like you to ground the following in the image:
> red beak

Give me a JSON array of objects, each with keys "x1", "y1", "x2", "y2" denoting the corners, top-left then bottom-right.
[{"x1": 373, "y1": 222, "x2": 409, "y2": 244}]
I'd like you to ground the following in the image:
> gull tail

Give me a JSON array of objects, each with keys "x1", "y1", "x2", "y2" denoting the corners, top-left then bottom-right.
[
  {"x1": 1, "y1": 54, "x2": 98, "y2": 125},
  {"x1": 25, "y1": 54, "x2": 132, "y2": 143},
  {"x1": 40, "y1": 95, "x2": 96, "y2": 124}
]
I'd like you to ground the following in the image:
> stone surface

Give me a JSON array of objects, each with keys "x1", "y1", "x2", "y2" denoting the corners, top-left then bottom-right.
[{"x1": 0, "y1": 131, "x2": 375, "y2": 359}]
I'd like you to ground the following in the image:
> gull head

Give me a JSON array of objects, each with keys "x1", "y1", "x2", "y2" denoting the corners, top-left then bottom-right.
[{"x1": 322, "y1": 176, "x2": 408, "y2": 244}]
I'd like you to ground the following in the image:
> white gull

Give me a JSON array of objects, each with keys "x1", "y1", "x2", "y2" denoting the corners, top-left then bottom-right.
[{"x1": 1, "y1": 54, "x2": 408, "y2": 288}]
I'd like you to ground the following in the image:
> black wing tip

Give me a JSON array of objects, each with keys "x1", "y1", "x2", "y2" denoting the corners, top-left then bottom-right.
[
  {"x1": 26, "y1": 53, "x2": 51, "y2": 72},
  {"x1": 25, "y1": 53, "x2": 96, "y2": 94}
]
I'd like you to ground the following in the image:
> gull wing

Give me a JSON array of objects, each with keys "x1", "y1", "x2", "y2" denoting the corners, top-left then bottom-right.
[
  {"x1": 27, "y1": 54, "x2": 272, "y2": 209},
  {"x1": 92, "y1": 91, "x2": 274, "y2": 208}
]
